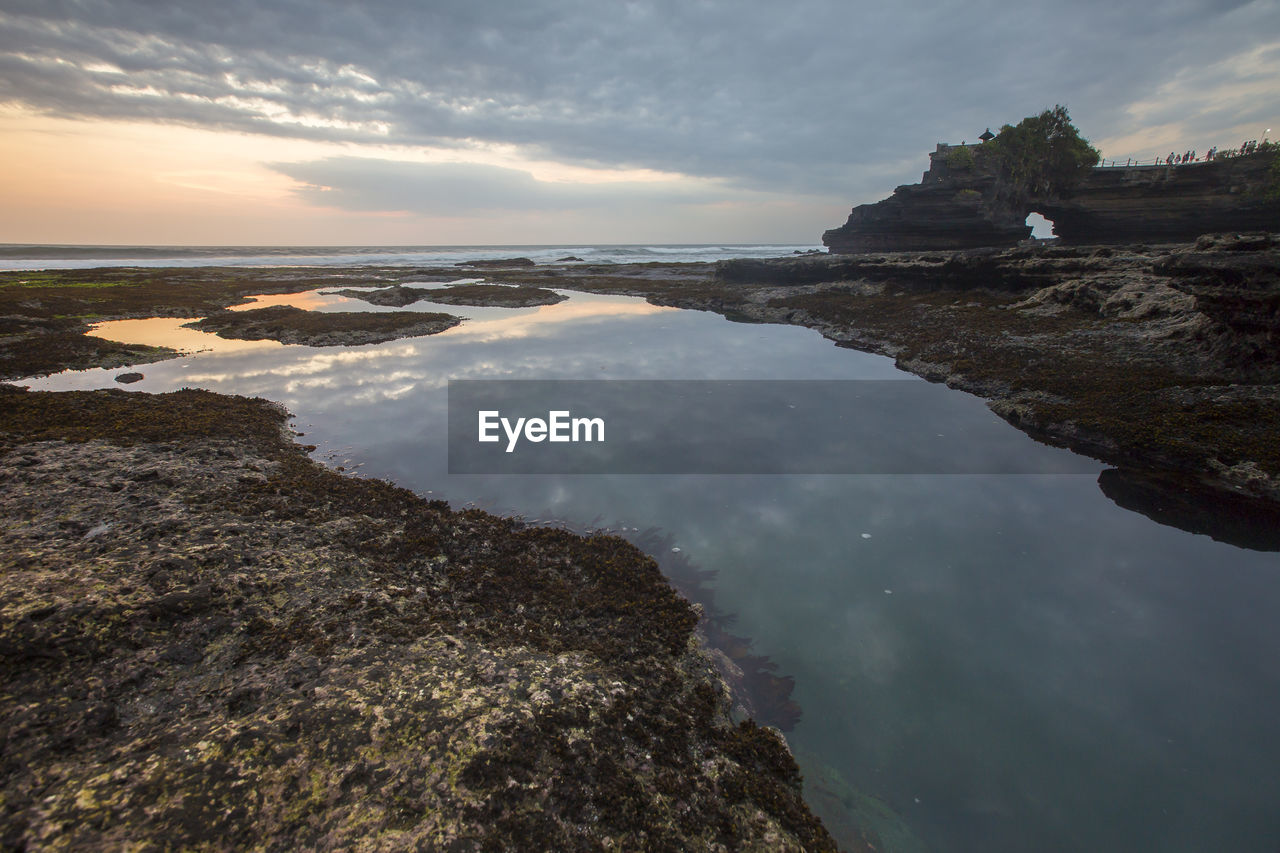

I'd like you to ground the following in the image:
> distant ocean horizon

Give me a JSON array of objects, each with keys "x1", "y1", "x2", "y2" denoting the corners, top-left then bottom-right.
[{"x1": 0, "y1": 243, "x2": 823, "y2": 271}]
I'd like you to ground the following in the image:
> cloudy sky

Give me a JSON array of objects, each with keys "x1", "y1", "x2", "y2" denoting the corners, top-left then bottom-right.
[{"x1": 1, "y1": 0, "x2": 1276, "y2": 245}]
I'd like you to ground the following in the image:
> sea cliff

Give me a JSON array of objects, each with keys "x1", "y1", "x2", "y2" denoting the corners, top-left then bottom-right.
[{"x1": 823, "y1": 146, "x2": 1279, "y2": 253}]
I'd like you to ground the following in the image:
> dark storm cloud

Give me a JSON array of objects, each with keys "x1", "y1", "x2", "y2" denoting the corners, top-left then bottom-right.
[{"x1": 2, "y1": 0, "x2": 1276, "y2": 201}]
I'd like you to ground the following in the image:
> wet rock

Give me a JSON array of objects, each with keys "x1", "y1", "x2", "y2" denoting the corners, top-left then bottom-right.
[
  {"x1": 331, "y1": 284, "x2": 431, "y2": 307},
  {"x1": 184, "y1": 305, "x2": 462, "y2": 346},
  {"x1": 159, "y1": 642, "x2": 204, "y2": 665},
  {"x1": 145, "y1": 584, "x2": 212, "y2": 618},
  {"x1": 1155, "y1": 233, "x2": 1280, "y2": 369},
  {"x1": 0, "y1": 388, "x2": 836, "y2": 851},
  {"x1": 420, "y1": 284, "x2": 568, "y2": 307},
  {"x1": 455, "y1": 257, "x2": 536, "y2": 268},
  {"x1": 114, "y1": 372, "x2": 144, "y2": 384}
]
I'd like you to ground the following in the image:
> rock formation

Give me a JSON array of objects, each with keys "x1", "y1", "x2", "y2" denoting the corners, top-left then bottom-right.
[
  {"x1": 1155, "y1": 232, "x2": 1280, "y2": 368},
  {"x1": 0, "y1": 386, "x2": 838, "y2": 851},
  {"x1": 185, "y1": 305, "x2": 462, "y2": 346},
  {"x1": 824, "y1": 145, "x2": 1279, "y2": 253}
]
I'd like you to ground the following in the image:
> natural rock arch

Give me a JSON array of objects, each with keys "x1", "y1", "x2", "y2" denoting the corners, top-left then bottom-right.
[
  {"x1": 1025, "y1": 211, "x2": 1056, "y2": 240},
  {"x1": 824, "y1": 150, "x2": 1280, "y2": 253}
]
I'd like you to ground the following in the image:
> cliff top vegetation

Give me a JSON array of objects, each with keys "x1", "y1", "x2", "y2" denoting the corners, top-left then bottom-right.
[{"x1": 978, "y1": 105, "x2": 1101, "y2": 202}]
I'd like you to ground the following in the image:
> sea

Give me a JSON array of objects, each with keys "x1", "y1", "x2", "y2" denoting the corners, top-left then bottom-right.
[
  {"x1": 0, "y1": 242, "x2": 822, "y2": 270},
  {"x1": 11, "y1": 243, "x2": 1280, "y2": 852}
]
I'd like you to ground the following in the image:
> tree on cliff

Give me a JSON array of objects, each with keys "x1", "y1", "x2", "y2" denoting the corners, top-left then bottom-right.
[{"x1": 979, "y1": 106, "x2": 1100, "y2": 202}]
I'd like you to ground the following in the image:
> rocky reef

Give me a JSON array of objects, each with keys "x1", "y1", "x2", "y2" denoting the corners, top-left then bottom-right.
[
  {"x1": 0, "y1": 266, "x2": 424, "y2": 379},
  {"x1": 686, "y1": 238, "x2": 1280, "y2": 508},
  {"x1": 333, "y1": 283, "x2": 567, "y2": 308},
  {"x1": 330, "y1": 284, "x2": 436, "y2": 307},
  {"x1": 418, "y1": 283, "x2": 568, "y2": 307},
  {"x1": 824, "y1": 145, "x2": 1280, "y2": 253},
  {"x1": 0, "y1": 385, "x2": 837, "y2": 851},
  {"x1": 1155, "y1": 232, "x2": 1280, "y2": 369},
  {"x1": 186, "y1": 305, "x2": 462, "y2": 346},
  {"x1": 455, "y1": 257, "x2": 537, "y2": 268},
  {"x1": 745, "y1": 240, "x2": 1280, "y2": 504},
  {"x1": 3, "y1": 250, "x2": 1278, "y2": 848}
]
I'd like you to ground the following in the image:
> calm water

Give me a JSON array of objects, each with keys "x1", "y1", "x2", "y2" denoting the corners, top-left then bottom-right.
[{"x1": 19, "y1": 284, "x2": 1280, "y2": 852}]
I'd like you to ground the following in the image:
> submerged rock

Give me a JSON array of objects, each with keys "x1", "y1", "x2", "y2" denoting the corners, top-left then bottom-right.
[{"x1": 114, "y1": 372, "x2": 144, "y2": 384}]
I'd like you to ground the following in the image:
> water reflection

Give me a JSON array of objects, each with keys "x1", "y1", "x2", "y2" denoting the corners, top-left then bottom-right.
[
  {"x1": 230, "y1": 289, "x2": 360, "y2": 312},
  {"x1": 88, "y1": 316, "x2": 281, "y2": 355},
  {"x1": 435, "y1": 296, "x2": 677, "y2": 343},
  {"x1": 17, "y1": 288, "x2": 1280, "y2": 853},
  {"x1": 1098, "y1": 468, "x2": 1280, "y2": 551}
]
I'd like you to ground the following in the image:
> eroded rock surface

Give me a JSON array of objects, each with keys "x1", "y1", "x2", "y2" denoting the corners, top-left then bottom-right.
[
  {"x1": 186, "y1": 305, "x2": 462, "y2": 346},
  {"x1": 0, "y1": 386, "x2": 836, "y2": 852},
  {"x1": 335, "y1": 283, "x2": 568, "y2": 308},
  {"x1": 683, "y1": 239, "x2": 1280, "y2": 502},
  {"x1": 418, "y1": 284, "x2": 568, "y2": 307},
  {"x1": 331, "y1": 284, "x2": 433, "y2": 307},
  {"x1": 1155, "y1": 233, "x2": 1280, "y2": 369}
]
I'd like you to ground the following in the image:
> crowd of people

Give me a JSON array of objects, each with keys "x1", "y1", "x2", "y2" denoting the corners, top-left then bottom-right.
[
  {"x1": 1162, "y1": 139, "x2": 1268, "y2": 165},
  {"x1": 1102, "y1": 139, "x2": 1271, "y2": 167}
]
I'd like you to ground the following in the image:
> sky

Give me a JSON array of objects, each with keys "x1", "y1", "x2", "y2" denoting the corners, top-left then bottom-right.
[{"x1": 0, "y1": 0, "x2": 1276, "y2": 246}]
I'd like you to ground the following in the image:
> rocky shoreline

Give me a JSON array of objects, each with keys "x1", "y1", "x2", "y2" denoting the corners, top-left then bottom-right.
[
  {"x1": 6, "y1": 244, "x2": 1278, "y2": 520},
  {"x1": 515, "y1": 237, "x2": 1279, "y2": 526},
  {"x1": 2, "y1": 236, "x2": 1277, "y2": 848},
  {"x1": 0, "y1": 385, "x2": 838, "y2": 851}
]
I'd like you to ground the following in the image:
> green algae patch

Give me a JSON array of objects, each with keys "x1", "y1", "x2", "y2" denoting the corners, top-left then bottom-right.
[
  {"x1": 0, "y1": 385, "x2": 835, "y2": 850},
  {"x1": 185, "y1": 305, "x2": 461, "y2": 346}
]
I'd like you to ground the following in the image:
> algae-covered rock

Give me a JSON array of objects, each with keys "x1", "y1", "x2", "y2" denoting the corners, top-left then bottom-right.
[
  {"x1": 415, "y1": 283, "x2": 568, "y2": 308},
  {"x1": 331, "y1": 284, "x2": 434, "y2": 307},
  {"x1": 334, "y1": 283, "x2": 567, "y2": 308},
  {"x1": 185, "y1": 305, "x2": 462, "y2": 346},
  {"x1": 0, "y1": 386, "x2": 836, "y2": 851}
]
